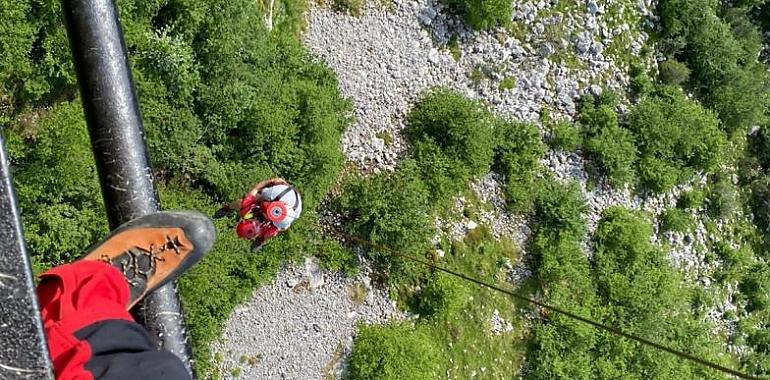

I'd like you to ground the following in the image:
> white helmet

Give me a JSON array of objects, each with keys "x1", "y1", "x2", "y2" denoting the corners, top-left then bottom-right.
[{"x1": 260, "y1": 184, "x2": 302, "y2": 230}]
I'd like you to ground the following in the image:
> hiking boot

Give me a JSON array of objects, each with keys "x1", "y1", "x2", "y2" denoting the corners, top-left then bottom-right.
[{"x1": 80, "y1": 211, "x2": 216, "y2": 309}]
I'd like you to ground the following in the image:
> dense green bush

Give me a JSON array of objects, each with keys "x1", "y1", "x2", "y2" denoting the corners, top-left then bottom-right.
[
  {"x1": 660, "y1": 208, "x2": 694, "y2": 233},
  {"x1": 594, "y1": 208, "x2": 679, "y2": 318},
  {"x1": 591, "y1": 207, "x2": 729, "y2": 379},
  {"x1": 6, "y1": 103, "x2": 109, "y2": 271},
  {"x1": 347, "y1": 322, "x2": 441, "y2": 380},
  {"x1": 630, "y1": 64, "x2": 655, "y2": 97},
  {"x1": 724, "y1": 7, "x2": 764, "y2": 68},
  {"x1": 705, "y1": 65, "x2": 769, "y2": 133},
  {"x1": 406, "y1": 89, "x2": 545, "y2": 213},
  {"x1": 409, "y1": 139, "x2": 473, "y2": 202},
  {"x1": 576, "y1": 92, "x2": 620, "y2": 137},
  {"x1": 750, "y1": 175, "x2": 770, "y2": 235},
  {"x1": 548, "y1": 121, "x2": 581, "y2": 152},
  {"x1": 416, "y1": 273, "x2": 468, "y2": 319},
  {"x1": 660, "y1": 1, "x2": 741, "y2": 87},
  {"x1": 707, "y1": 174, "x2": 740, "y2": 219},
  {"x1": 658, "y1": 59, "x2": 691, "y2": 86},
  {"x1": 584, "y1": 124, "x2": 638, "y2": 187},
  {"x1": 628, "y1": 87, "x2": 725, "y2": 192},
  {"x1": 678, "y1": 189, "x2": 705, "y2": 210},
  {"x1": 332, "y1": 160, "x2": 433, "y2": 282},
  {"x1": 405, "y1": 89, "x2": 503, "y2": 204},
  {"x1": 658, "y1": 0, "x2": 770, "y2": 133},
  {"x1": 740, "y1": 264, "x2": 770, "y2": 312},
  {"x1": 713, "y1": 241, "x2": 753, "y2": 282},
  {"x1": 193, "y1": 29, "x2": 351, "y2": 208},
  {"x1": 332, "y1": 0, "x2": 364, "y2": 16},
  {"x1": 526, "y1": 185, "x2": 597, "y2": 380},
  {"x1": 636, "y1": 156, "x2": 679, "y2": 193},
  {"x1": 749, "y1": 125, "x2": 770, "y2": 171},
  {"x1": 0, "y1": 0, "x2": 35, "y2": 113},
  {"x1": 406, "y1": 89, "x2": 495, "y2": 179},
  {"x1": 440, "y1": 0, "x2": 512, "y2": 30},
  {"x1": 494, "y1": 121, "x2": 545, "y2": 214},
  {"x1": 748, "y1": 328, "x2": 770, "y2": 354},
  {"x1": 527, "y1": 204, "x2": 733, "y2": 379},
  {"x1": 532, "y1": 178, "x2": 587, "y2": 238},
  {"x1": 577, "y1": 93, "x2": 639, "y2": 187}
]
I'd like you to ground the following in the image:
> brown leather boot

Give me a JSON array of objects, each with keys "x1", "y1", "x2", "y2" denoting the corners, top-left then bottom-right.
[{"x1": 80, "y1": 211, "x2": 216, "y2": 309}]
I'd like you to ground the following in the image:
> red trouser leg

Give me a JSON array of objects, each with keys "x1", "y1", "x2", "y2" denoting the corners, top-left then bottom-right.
[
  {"x1": 37, "y1": 261, "x2": 134, "y2": 380},
  {"x1": 38, "y1": 261, "x2": 191, "y2": 380}
]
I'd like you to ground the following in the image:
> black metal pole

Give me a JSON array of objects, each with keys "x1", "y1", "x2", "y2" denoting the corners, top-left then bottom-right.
[
  {"x1": 60, "y1": 0, "x2": 194, "y2": 375},
  {"x1": 0, "y1": 133, "x2": 55, "y2": 380}
]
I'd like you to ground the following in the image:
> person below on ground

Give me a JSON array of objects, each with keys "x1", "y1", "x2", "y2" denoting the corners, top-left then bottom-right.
[
  {"x1": 214, "y1": 177, "x2": 302, "y2": 251},
  {"x1": 37, "y1": 211, "x2": 215, "y2": 380}
]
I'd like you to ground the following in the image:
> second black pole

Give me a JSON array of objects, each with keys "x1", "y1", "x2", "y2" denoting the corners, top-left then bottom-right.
[{"x1": 61, "y1": 0, "x2": 195, "y2": 376}]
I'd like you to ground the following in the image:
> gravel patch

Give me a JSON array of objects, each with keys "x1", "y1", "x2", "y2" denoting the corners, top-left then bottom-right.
[
  {"x1": 212, "y1": 261, "x2": 401, "y2": 380},
  {"x1": 304, "y1": 0, "x2": 655, "y2": 171}
]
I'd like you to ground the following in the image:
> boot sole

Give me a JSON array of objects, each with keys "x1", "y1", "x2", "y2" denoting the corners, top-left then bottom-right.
[{"x1": 83, "y1": 211, "x2": 216, "y2": 308}]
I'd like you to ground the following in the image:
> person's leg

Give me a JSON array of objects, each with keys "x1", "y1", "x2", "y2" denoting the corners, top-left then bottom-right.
[
  {"x1": 37, "y1": 211, "x2": 215, "y2": 380},
  {"x1": 38, "y1": 261, "x2": 190, "y2": 380}
]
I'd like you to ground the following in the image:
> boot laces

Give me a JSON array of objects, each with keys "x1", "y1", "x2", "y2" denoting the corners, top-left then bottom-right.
[{"x1": 100, "y1": 235, "x2": 184, "y2": 286}]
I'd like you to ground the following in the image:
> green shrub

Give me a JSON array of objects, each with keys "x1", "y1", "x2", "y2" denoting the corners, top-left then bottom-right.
[
  {"x1": 577, "y1": 94, "x2": 638, "y2": 186},
  {"x1": 705, "y1": 65, "x2": 770, "y2": 134},
  {"x1": 0, "y1": 0, "x2": 35, "y2": 107},
  {"x1": 348, "y1": 322, "x2": 441, "y2": 380},
  {"x1": 594, "y1": 208, "x2": 681, "y2": 315},
  {"x1": 314, "y1": 237, "x2": 358, "y2": 275},
  {"x1": 533, "y1": 179, "x2": 587, "y2": 238},
  {"x1": 406, "y1": 88, "x2": 496, "y2": 178},
  {"x1": 410, "y1": 139, "x2": 472, "y2": 202},
  {"x1": 740, "y1": 264, "x2": 770, "y2": 312},
  {"x1": 440, "y1": 0, "x2": 512, "y2": 30},
  {"x1": 353, "y1": 227, "x2": 523, "y2": 380},
  {"x1": 750, "y1": 175, "x2": 770, "y2": 235},
  {"x1": 658, "y1": 59, "x2": 691, "y2": 86},
  {"x1": 584, "y1": 124, "x2": 638, "y2": 187},
  {"x1": 713, "y1": 241, "x2": 753, "y2": 282},
  {"x1": 707, "y1": 175, "x2": 740, "y2": 219},
  {"x1": 163, "y1": 183, "x2": 280, "y2": 375},
  {"x1": 405, "y1": 89, "x2": 505, "y2": 204},
  {"x1": 628, "y1": 87, "x2": 725, "y2": 192},
  {"x1": 658, "y1": 0, "x2": 770, "y2": 132},
  {"x1": 749, "y1": 329, "x2": 770, "y2": 354},
  {"x1": 659, "y1": 208, "x2": 694, "y2": 233},
  {"x1": 685, "y1": 17, "x2": 742, "y2": 88},
  {"x1": 527, "y1": 305, "x2": 598, "y2": 380},
  {"x1": 724, "y1": 7, "x2": 764, "y2": 66},
  {"x1": 332, "y1": 160, "x2": 433, "y2": 282},
  {"x1": 527, "y1": 203, "x2": 597, "y2": 380},
  {"x1": 332, "y1": 0, "x2": 364, "y2": 16},
  {"x1": 9, "y1": 102, "x2": 108, "y2": 266},
  {"x1": 637, "y1": 157, "x2": 679, "y2": 193},
  {"x1": 528, "y1": 231, "x2": 594, "y2": 295},
  {"x1": 593, "y1": 207, "x2": 731, "y2": 379},
  {"x1": 529, "y1": 204, "x2": 733, "y2": 379},
  {"x1": 494, "y1": 121, "x2": 545, "y2": 214},
  {"x1": 576, "y1": 93, "x2": 619, "y2": 137},
  {"x1": 195, "y1": 28, "x2": 351, "y2": 208},
  {"x1": 416, "y1": 274, "x2": 468, "y2": 319},
  {"x1": 677, "y1": 189, "x2": 705, "y2": 209},
  {"x1": 499, "y1": 77, "x2": 516, "y2": 91},
  {"x1": 750, "y1": 125, "x2": 770, "y2": 171},
  {"x1": 630, "y1": 64, "x2": 655, "y2": 96},
  {"x1": 548, "y1": 121, "x2": 581, "y2": 151}
]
